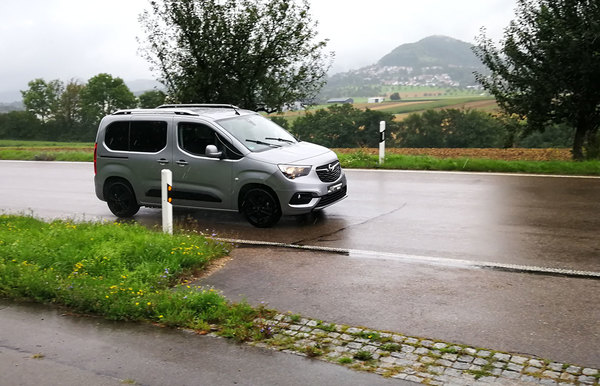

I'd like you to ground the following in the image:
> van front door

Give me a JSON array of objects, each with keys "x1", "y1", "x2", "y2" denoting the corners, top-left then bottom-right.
[{"x1": 171, "y1": 120, "x2": 237, "y2": 210}]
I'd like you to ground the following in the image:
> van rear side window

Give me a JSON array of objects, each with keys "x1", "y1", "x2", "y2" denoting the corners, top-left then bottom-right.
[
  {"x1": 105, "y1": 120, "x2": 167, "y2": 152},
  {"x1": 105, "y1": 121, "x2": 129, "y2": 150}
]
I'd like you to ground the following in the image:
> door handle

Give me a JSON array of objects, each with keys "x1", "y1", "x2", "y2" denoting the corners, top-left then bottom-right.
[
  {"x1": 176, "y1": 160, "x2": 189, "y2": 166},
  {"x1": 157, "y1": 158, "x2": 170, "y2": 165}
]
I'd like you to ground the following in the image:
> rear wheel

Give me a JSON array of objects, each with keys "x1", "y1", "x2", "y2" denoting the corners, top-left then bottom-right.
[
  {"x1": 241, "y1": 188, "x2": 281, "y2": 228},
  {"x1": 105, "y1": 180, "x2": 140, "y2": 218}
]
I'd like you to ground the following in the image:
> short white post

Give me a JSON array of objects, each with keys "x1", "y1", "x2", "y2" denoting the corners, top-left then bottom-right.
[
  {"x1": 379, "y1": 120, "x2": 385, "y2": 165},
  {"x1": 161, "y1": 169, "x2": 173, "y2": 235}
]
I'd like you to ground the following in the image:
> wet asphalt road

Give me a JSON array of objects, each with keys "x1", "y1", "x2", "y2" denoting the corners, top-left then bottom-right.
[
  {"x1": 2, "y1": 161, "x2": 599, "y2": 271},
  {"x1": 1, "y1": 161, "x2": 599, "y2": 369},
  {"x1": 0, "y1": 300, "x2": 405, "y2": 386}
]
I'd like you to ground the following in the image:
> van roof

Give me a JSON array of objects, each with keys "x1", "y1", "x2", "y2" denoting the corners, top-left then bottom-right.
[{"x1": 112, "y1": 104, "x2": 255, "y2": 120}]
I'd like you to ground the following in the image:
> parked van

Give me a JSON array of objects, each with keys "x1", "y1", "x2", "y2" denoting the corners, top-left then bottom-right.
[{"x1": 94, "y1": 104, "x2": 347, "y2": 227}]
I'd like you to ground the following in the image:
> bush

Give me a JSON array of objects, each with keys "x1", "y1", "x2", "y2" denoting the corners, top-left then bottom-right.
[
  {"x1": 292, "y1": 104, "x2": 397, "y2": 148},
  {"x1": 397, "y1": 109, "x2": 506, "y2": 148}
]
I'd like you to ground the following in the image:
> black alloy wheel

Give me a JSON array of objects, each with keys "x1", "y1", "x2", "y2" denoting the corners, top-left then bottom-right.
[
  {"x1": 242, "y1": 188, "x2": 281, "y2": 228},
  {"x1": 105, "y1": 180, "x2": 140, "y2": 218}
]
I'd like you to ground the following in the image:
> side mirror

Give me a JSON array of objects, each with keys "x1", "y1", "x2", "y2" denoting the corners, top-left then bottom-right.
[{"x1": 205, "y1": 145, "x2": 223, "y2": 158}]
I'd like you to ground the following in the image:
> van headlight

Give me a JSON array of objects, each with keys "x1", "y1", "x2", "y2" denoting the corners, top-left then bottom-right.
[{"x1": 278, "y1": 164, "x2": 311, "y2": 179}]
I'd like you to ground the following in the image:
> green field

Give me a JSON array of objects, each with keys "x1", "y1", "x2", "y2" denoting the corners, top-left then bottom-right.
[
  {"x1": 0, "y1": 139, "x2": 94, "y2": 161},
  {"x1": 0, "y1": 140, "x2": 598, "y2": 175},
  {"x1": 269, "y1": 90, "x2": 497, "y2": 124},
  {"x1": 0, "y1": 140, "x2": 94, "y2": 148}
]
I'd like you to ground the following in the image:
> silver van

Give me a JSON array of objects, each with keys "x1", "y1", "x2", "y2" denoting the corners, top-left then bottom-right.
[{"x1": 94, "y1": 104, "x2": 347, "y2": 227}]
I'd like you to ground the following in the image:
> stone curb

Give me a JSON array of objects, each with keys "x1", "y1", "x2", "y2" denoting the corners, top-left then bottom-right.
[{"x1": 246, "y1": 314, "x2": 599, "y2": 386}]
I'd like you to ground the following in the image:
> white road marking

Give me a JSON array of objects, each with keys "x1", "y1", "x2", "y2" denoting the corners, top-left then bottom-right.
[
  {"x1": 348, "y1": 168, "x2": 600, "y2": 179},
  {"x1": 215, "y1": 237, "x2": 600, "y2": 279}
]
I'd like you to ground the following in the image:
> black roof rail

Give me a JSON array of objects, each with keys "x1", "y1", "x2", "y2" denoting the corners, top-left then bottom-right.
[
  {"x1": 112, "y1": 109, "x2": 198, "y2": 116},
  {"x1": 156, "y1": 104, "x2": 241, "y2": 110}
]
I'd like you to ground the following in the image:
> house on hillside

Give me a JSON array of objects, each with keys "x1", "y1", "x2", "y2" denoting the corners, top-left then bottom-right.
[
  {"x1": 326, "y1": 97, "x2": 354, "y2": 104},
  {"x1": 368, "y1": 97, "x2": 385, "y2": 103}
]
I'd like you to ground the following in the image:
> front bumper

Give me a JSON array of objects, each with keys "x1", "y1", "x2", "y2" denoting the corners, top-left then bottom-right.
[{"x1": 272, "y1": 172, "x2": 348, "y2": 216}]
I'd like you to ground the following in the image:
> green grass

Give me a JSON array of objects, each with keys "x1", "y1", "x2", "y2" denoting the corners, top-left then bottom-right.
[
  {"x1": 353, "y1": 350, "x2": 373, "y2": 361},
  {"x1": 1, "y1": 140, "x2": 598, "y2": 176},
  {"x1": 380, "y1": 343, "x2": 402, "y2": 352},
  {"x1": 0, "y1": 215, "x2": 271, "y2": 341},
  {"x1": 354, "y1": 331, "x2": 381, "y2": 341},
  {"x1": 0, "y1": 149, "x2": 93, "y2": 161},
  {"x1": 337, "y1": 151, "x2": 600, "y2": 176},
  {"x1": 0, "y1": 140, "x2": 94, "y2": 162},
  {"x1": 0, "y1": 140, "x2": 93, "y2": 148}
]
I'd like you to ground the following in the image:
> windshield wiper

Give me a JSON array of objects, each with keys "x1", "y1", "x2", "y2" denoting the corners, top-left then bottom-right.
[
  {"x1": 265, "y1": 137, "x2": 295, "y2": 144},
  {"x1": 246, "y1": 139, "x2": 281, "y2": 148}
]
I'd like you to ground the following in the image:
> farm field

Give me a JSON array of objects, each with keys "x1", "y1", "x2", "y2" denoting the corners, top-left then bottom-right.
[
  {"x1": 269, "y1": 95, "x2": 497, "y2": 123},
  {"x1": 1, "y1": 140, "x2": 569, "y2": 162},
  {"x1": 334, "y1": 147, "x2": 572, "y2": 161}
]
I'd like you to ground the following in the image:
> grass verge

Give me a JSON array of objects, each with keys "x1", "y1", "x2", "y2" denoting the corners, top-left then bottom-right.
[
  {"x1": 0, "y1": 149, "x2": 93, "y2": 162},
  {"x1": 0, "y1": 215, "x2": 271, "y2": 341},
  {"x1": 1, "y1": 140, "x2": 598, "y2": 176},
  {"x1": 0, "y1": 140, "x2": 94, "y2": 162},
  {"x1": 337, "y1": 151, "x2": 600, "y2": 176}
]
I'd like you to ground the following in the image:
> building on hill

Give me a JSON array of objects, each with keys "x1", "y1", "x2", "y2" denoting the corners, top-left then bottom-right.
[{"x1": 327, "y1": 97, "x2": 354, "y2": 104}]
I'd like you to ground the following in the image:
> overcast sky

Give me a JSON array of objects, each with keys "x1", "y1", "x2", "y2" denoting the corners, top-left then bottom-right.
[{"x1": 0, "y1": 0, "x2": 517, "y2": 100}]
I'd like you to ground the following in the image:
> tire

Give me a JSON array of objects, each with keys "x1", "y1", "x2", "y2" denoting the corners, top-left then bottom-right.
[
  {"x1": 105, "y1": 180, "x2": 140, "y2": 218},
  {"x1": 241, "y1": 188, "x2": 281, "y2": 228}
]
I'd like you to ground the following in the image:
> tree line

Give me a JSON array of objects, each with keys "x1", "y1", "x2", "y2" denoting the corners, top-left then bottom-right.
[
  {"x1": 0, "y1": 74, "x2": 165, "y2": 142},
  {"x1": 271, "y1": 104, "x2": 571, "y2": 149}
]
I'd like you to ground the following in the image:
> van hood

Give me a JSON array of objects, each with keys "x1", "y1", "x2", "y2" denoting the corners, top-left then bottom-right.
[{"x1": 247, "y1": 141, "x2": 335, "y2": 165}]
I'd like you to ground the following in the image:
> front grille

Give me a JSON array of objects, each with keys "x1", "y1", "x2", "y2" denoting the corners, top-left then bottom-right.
[
  {"x1": 316, "y1": 161, "x2": 342, "y2": 182},
  {"x1": 315, "y1": 186, "x2": 347, "y2": 209}
]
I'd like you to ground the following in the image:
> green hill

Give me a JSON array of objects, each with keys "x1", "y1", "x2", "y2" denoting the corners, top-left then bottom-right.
[
  {"x1": 378, "y1": 35, "x2": 481, "y2": 68},
  {"x1": 319, "y1": 35, "x2": 486, "y2": 100}
]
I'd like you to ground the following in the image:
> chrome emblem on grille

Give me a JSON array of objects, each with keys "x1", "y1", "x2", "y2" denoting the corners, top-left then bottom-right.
[{"x1": 328, "y1": 163, "x2": 336, "y2": 172}]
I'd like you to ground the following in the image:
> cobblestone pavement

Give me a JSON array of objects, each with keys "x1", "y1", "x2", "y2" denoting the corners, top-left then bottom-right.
[{"x1": 241, "y1": 314, "x2": 599, "y2": 386}]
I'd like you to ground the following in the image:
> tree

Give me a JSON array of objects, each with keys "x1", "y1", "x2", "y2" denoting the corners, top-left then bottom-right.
[
  {"x1": 397, "y1": 109, "x2": 507, "y2": 148},
  {"x1": 474, "y1": 0, "x2": 600, "y2": 159},
  {"x1": 138, "y1": 0, "x2": 332, "y2": 112},
  {"x1": 80, "y1": 74, "x2": 137, "y2": 124},
  {"x1": 138, "y1": 90, "x2": 166, "y2": 108},
  {"x1": 398, "y1": 110, "x2": 446, "y2": 148},
  {"x1": 57, "y1": 80, "x2": 84, "y2": 128},
  {"x1": 291, "y1": 104, "x2": 397, "y2": 148},
  {"x1": 21, "y1": 79, "x2": 63, "y2": 123},
  {"x1": 0, "y1": 111, "x2": 42, "y2": 140},
  {"x1": 390, "y1": 92, "x2": 401, "y2": 101}
]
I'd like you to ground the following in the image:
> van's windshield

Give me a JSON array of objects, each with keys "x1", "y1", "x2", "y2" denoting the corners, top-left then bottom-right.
[{"x1": 217, "y1": 114, "x2": 297, "y2": 152}]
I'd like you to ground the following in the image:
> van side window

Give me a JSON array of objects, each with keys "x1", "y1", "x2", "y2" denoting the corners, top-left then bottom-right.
[
  {"x1": 178, "y1": 122, "x2": 215, "y2": 156},
  {"x1": 131, "y1": 121, "x2": 167, "y2": 152},
  {"x1": 105, "y1": 120, "x2": 167, "y2": 152},
  {"x1": 178, "y1": 122, "x2": 242, "y2": 159},
  {"x1": 105, "y1": 121, "x2": 129, "y2": 151}
]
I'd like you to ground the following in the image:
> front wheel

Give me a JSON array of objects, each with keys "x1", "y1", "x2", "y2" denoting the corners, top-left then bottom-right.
[
  {"x1": 105, "y1": 180, "x2": 140, "y2": 218},
  {"x1": 241, "y1": 188, "x2": 281, "y2": 228}
]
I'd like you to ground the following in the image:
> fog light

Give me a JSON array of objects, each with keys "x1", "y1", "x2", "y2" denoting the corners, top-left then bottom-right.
[{"x1": 289, "y1": 192, "x2": 314, "y2": 205}]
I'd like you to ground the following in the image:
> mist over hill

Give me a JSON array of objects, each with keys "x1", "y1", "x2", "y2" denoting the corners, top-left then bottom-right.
[{"x1": 320, "y1": 35, "x2": 485, "y2": 100}]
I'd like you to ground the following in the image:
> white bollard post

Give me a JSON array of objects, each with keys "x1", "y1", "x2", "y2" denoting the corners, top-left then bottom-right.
[
  {"x1": 161, "y1": 169, "x2": 173, "y2": 235},
  {"x1": 379, "y1": 121, "x2": 385, "y2": 165}
]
